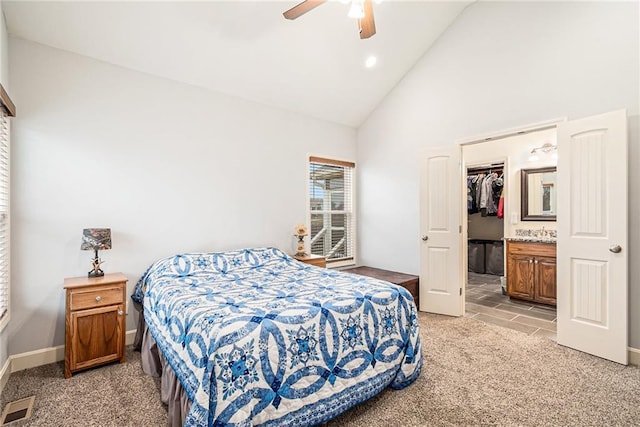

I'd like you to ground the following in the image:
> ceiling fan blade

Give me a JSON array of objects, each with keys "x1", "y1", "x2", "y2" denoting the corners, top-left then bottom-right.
[
  {"x1": 359, "y1": 0, "x2": 376, "y2": 39},
  {"x1": 283, "y1": 0, "x2": 328, "y2": 20}
]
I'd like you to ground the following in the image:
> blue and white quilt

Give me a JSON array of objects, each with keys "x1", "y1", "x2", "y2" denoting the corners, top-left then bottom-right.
[{"x1": 133, "y1": 247, "x2": 422, "y2": 426}]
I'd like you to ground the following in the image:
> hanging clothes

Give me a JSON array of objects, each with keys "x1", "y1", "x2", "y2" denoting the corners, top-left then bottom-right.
[
  {"x1": 474, "y1": 173, "x2": 484, "y2": 212},
  {"x1": 467, "y1": 168, "x2": 504, "y2": 217},
  {"x1": 497, "y1": 188, "x2": 505, "y2": 219}
]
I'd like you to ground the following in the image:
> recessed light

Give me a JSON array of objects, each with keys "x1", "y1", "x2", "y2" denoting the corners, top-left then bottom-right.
[{"x1": 365, "y1": 56, "x2": 377, "y2": 68}]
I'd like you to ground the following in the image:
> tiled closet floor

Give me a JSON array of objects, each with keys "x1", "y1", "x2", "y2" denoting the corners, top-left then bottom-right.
[{"x1": 466, "y1": 272, "x2": 557, "y2": 341}]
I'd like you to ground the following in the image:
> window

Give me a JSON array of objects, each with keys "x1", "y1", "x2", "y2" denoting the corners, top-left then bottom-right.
[
  {"x1": 308, "y1": 156, "x2": 355, "y2": 265},
  {"x1": 0, "y1": 84, "x2": 14, "y2": 330}
]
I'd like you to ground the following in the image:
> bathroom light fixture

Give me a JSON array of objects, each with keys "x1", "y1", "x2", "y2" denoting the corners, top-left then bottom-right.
[{"x1": 528, "y1": 142, "x2": 557, "y2": 162}]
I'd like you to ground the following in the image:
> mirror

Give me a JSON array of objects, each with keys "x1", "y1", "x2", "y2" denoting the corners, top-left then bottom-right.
[{"x1": 521, "y1": 166, "x2": 557, "y2": 221}]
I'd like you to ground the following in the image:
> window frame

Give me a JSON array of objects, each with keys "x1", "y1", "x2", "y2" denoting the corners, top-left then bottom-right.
[
  {"x1": 0, "y1": 83, "x2": 14, "y2": 333},
  {"x1": 307, "y1": 155, "x2": 356, "y2": 268}
]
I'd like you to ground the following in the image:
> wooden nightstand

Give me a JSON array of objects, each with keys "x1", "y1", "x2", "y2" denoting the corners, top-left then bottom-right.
[
  {"x1": 342, "y1": 266, "x2": 419, "y2": 309},
  {"x1": 293, "y1": 254, "x2": 327, "y2": 268},
  {"x1": 64, "y1": 272, "x2": 127, "y2": 378}
]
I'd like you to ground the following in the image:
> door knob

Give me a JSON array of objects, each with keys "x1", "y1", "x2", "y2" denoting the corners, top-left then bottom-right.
[
  {"x1": 609, "y1": 245, "x2": 622, "y2": 253},
  {"x1": 421, "y1": 235, "x2": 429, "y2": 241}
]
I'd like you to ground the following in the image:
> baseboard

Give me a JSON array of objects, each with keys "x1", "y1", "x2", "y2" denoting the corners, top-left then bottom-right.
[
  {"x1": 125, "y1": 329, "x2": 136, "y2": 346},
  {"x1": 9, "y1": 329, "x2": 137, "y2": 374},
  {"x1": 10, "y1": 344, "x2": 65, "y2": 372},
  {"x1": 0, "y1": 356, "x2": 10, "y2": 394},
  {"x1": 629, "y1": 347, "x2": 640, "y2": 366}
]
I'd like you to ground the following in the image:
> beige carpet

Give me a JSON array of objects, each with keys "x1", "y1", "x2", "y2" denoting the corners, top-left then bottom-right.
[{"x1": 2, "y1": 313, "x2": 639, "y2": 426}]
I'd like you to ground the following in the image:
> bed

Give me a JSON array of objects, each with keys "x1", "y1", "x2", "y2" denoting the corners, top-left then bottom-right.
[{"x1": 132, "y1": 247, "x2": 422, "y2": 426}]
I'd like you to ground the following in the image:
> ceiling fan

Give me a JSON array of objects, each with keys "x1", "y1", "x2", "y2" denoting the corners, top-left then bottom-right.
[{"x1": 283, "y1": 0, "x2": 377, "y2": 39}]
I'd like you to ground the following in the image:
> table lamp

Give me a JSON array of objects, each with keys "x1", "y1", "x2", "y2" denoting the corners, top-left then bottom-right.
[{"x1": 81, "y1": 228, "x2": 111, "y2": 278}]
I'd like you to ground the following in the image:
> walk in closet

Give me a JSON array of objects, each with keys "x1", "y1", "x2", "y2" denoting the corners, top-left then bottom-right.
[{"x1": 467, "y1": 163, "x2": 505, "y2": 290}]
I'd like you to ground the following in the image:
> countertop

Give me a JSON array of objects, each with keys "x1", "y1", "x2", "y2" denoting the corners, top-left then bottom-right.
[{"x1": 504, "y1": 236, "x2": 556, "y2": 243}]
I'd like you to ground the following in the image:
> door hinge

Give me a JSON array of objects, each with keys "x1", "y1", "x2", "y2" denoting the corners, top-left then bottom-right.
[
  {"x1": 460, "y1": 288, "x2": 462, "y2": 296},
  {"x1": 459, "y1": 225, "x2": 462, "y2": 233}
]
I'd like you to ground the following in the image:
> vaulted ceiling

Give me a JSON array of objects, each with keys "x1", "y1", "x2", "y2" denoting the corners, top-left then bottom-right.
[{"x1": 3, "y1": 0, "x2": 472, "y2": 127}]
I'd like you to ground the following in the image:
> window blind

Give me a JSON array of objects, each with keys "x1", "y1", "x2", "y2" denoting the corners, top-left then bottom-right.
[
  {"x1": 0, "y1": 108, "x2": 8, "y2": 322},
  {"x1": 308, "y1": 157, "x2": 355, "y2": 264}
]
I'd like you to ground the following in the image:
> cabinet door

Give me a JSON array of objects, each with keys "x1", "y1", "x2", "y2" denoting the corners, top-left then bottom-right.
[
  {"x1": 507, "y1": 254, "x2": 534, "y2": 301},
  {"x1": 70, "y1": 304, "x2": 124, "y2": 371},
  {"x1": 535, "y1": 256, "x2": 557, "y2": 305}
]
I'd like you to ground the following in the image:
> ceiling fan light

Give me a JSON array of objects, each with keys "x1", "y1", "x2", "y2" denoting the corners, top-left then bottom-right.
[
  {"x1": 348, "y1": 0, "x2": 365, "y2": 19},
  {"x1": 365, "y1": 56, "x2": 377, "y2": 68}
]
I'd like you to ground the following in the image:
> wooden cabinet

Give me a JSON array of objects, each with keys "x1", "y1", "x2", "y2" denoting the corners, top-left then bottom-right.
[
  {"x1": 64, "y1": 273, "x2": 127, "y2": 378},
  {"x1": 341, "y1": 266, "x2": 419, "y2": 310},
  {"x1": 506, "y1": 241, "x2": 556, "y2": 306},
  {"x1": 293, "y1": 254, "x2": 327, "y2": 268}
]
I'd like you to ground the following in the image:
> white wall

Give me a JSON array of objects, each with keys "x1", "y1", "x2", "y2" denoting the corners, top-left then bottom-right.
[
  {"x1": 356, "y1": 2, "x2": 640, "y2": 346},
  {"x1": 0, "y1": 2, "x2": 9, "y2": 371},
  {"x1": 7, "y1": 38, "x2": 356, "y2": 355}
]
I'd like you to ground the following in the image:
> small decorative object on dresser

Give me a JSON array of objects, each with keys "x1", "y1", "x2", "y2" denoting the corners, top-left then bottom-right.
[
  {"x1": 342, "y1": 266, "x2": 420, "y2": 309},
  {"x1": 293, "y1": 253, "x2": 326, "y2": 268},
  {"x1": 64, "y1": 272, "x2": 127, "y2": 378},
  {"x1": 80, "y1": 228, "x2": 112, "y2": 278},
  {"x1": 293, "y1": 223, "x2": 308, "y2": 256}
]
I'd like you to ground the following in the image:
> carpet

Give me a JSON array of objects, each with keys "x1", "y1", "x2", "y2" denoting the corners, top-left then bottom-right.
[{"x1": 2, "y1": 313, "x2": 638, "y2": 426}]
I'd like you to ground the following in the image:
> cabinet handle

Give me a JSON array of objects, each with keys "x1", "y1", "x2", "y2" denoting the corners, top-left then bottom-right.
[
  {"x1": 529, "y1": 259, "x2": 533, "y2": 264},
  {"x1": 118, "y1": 310, "x2": 124, "y2": 316},
  {"x1": 534, "y1": 259, "x2": 539, "y2": 264},
  {"x1": 95, "y1": 296, "x2": 102, "y2": 302}
]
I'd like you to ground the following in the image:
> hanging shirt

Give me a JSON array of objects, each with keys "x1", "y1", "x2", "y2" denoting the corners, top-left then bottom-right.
[{"x1": 480, "y1": 174, "x2": 496, "y2": 216}]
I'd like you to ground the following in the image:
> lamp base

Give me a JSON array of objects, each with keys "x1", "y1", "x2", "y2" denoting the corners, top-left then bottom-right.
[
  {"x1": 88, "y1": 269, "x2": 104, "y2": 278},
  {"x1": 295, "y1": 235, "x2": 307, "y2": 258},
  {"x1": 88, "y1": 251, "x2": 105, "y2": 278}
]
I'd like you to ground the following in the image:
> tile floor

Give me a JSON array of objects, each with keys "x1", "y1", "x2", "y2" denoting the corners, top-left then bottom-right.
[{"x1": 466, "y1": 272, "x2": 557, "y2": 341}]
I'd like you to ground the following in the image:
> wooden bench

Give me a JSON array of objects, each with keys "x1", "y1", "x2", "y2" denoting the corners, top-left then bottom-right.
[{"x1": 341, "y1": 266, "x2": 419, "y2": 309}]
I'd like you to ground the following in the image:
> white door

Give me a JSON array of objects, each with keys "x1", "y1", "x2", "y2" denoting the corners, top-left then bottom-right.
[
  {"x1": 556, "y1": 110, "x2": 628, "y2": 365},
  {"x1": 419, "y1": 146, "x2": 462, "y2": 316}
]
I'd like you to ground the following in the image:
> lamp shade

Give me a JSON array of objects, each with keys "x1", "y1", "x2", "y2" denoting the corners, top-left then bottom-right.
[{"x1": 81, "y1": 228, "x2": 112, "y2": 250}]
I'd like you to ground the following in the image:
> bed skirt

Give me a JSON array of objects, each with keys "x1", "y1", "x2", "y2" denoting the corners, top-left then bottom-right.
[{"x1": 135, "y1": 312, "x2": 191, "y2": 427}]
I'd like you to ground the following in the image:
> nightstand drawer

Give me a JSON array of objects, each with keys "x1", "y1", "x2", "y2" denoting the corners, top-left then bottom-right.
[{"x1": 69, "y1": 285, "x2": 124, "y2": 311}]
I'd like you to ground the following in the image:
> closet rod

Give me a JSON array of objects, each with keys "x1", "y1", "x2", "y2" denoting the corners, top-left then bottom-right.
[{"x1": 467, "y1": 163, "x2": 504, "y2": 174}]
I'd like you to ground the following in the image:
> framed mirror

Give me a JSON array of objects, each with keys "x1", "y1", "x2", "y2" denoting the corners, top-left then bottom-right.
[{"x1": 521, "y1": 166, "x2": 557, "y2": 221}]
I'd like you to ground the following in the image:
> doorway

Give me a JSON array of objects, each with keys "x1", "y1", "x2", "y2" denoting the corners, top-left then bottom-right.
[
  {"x1": 420, "y1": 110, "x2": 629, "y2": 364},
  {"x1": 462, "y1": 129, "x2": 558, "y2": 339}
]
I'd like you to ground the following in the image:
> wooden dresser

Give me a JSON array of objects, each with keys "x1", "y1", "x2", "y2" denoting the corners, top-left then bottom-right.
[
  {"x1": 293, "y1": 254, "x2": 327, "y2": 268},
  {"x1": 506, "y1": 240, "x2": 556, "y2": 306},
  {"x1": 64, "y1": 272, "x2": 127, "y2": 378},
  {"x1": 342, "y1": 266, "x2": 419, "y2": 309}
]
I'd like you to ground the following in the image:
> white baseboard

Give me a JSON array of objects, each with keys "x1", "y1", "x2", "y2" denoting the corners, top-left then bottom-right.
[
  {"x1": 629, "y1": 347, "x2": 640, "y2": 366},
  {"x1": 10, "y1": 329, "x2": 137, "y2": 373},
  {"x1": 0, "y1": 356, "x2": 10, "y2": 393},
  {"x1": 10, "y1": 344, "x2": 65, "y2": 372},
  {"x1": 1, "y1": 328, "x2": 137, "y2": 390}
]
